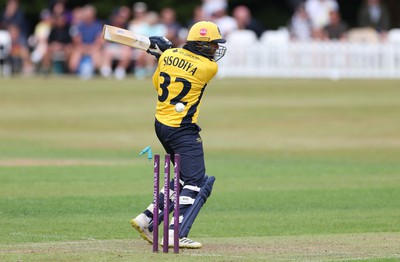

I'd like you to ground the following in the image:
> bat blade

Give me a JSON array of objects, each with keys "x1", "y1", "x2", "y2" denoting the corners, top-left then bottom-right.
[{"x1": 102, "y1": 24, "x2": 151, "y2": 51}]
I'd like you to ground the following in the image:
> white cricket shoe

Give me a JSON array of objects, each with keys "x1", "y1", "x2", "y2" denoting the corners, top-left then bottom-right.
[
  {"x1": 130, "y1": 213, "x2": 152, "y2": 244},
  {"x1": 177, "y1": 237, "x2": 202, "y2": 249},
  {"x1": 160, "y1": 230, "x2": 202, "y2": 249}
]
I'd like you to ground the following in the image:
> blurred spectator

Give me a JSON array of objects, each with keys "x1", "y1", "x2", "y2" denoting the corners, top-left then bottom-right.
[
  {"x1": 357, "y1": 0, "x2": 390, "y2": 33},
  {"x1": 49, "y1": 0, "x2": 66, "y2": 10},
  {"x1": 7, "y1": 23, "x2": 33, "y2": 74},
  {"x1": 30, "y1": 9, "x2": 52, "y2": 67},
  {"x1": 288, "y1": 3, "x2": 313, "y2": 41},
  {"x1": 118, "y1": 5, "x2": 131, "y2": 28},
  {"x1": 202, "y1": 0, "x2": 227, "y2": 20},
  {"x1": 42, "y1": 13, "x2": 72, "y2": 74},
  {"x1": 134, "y1": 11, "x2": 167, "y2": 79},
  {"x1": 183, "y1": 6, "x2": 206, "y2": 41},
  {"x1": 0, "y1": 0, "x2": 28, "y2": 39},
  {"x1": 305, "y1": 0, "x2": 338, "y2": 33},
  {"x1": 0, "y1": 22, "x2": 12, "y2": 76},
  {"x1": 128, "y1": 2, "x2": 148, "y2": 33},
  {"x1": 232, "y1": 5, "x2": 264, "y2": 38},
  {"x1": 50, "y1": 0, "x2": 73, "y2": 24},
  {"x1": 187, "y1": 5, "x2": 206, "y2": 28},
  {"x1": 322, "y1": 10, "x2": 348, "y2": 41},
  {"x1": 70, "y1": 6, "x2": 83, "y2": 27},
  {"x1": 209, "y1": 2, "x2": 238, "y2": 37},
  {"x1": 127, "y1": 2, "x2": 149, "y2": 78},
  {"x1": 100, "y1": 6, "x2": 133, "y2": 80},
  {"x1": 160, "y1": 7, "x2": 182, "y2": 47},
  {"x1": 69, "y1": 4, "x2": 103, "y2": 78},
  {"x1": 143, "y1": 12, "x2": 167, "y2": 37}
]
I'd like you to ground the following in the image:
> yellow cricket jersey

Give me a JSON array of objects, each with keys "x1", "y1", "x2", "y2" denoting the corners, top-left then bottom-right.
[{"x1": 152, "y1": 48, "x2": 218, "y2": 127}]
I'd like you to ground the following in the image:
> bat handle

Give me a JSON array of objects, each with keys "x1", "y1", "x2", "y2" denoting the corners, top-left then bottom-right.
[{"x1": 148, "y1": 46, "x2": 163, "y2": 55}]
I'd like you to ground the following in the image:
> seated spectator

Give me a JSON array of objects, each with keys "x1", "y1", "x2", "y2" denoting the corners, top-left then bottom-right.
[
  {"x1": 127, "y1": 2, "x2": 149, "y2": 78},
  {"x1": 30, "y1": 9, "x2": 52, "y2": 67},
  {"x1": 202, "y1": 0, "x2": 227, "y2": 20},
  {"x1": 128, "y1": 2, "x2": 148, "y2": 33},
  {"x1": 69, "y1": 6, "x2": 83, "y2": 28},
  {"x1": 7, "y1": 23, "x2": 33, "y2": 74},
  {"x1": 288, "y1": 3, "x2": 313, "y2": 41},
  {"x1": 232, "y1": 5, "x2": 264, "y2": 38},
  {"x1": 100, "y1": 6, "x2": 133, "y2": 80},
  {"x1": 49, "y1": 0, "x2": 67, "y2": 10},
  {"x1": 0, "y1": 22, "x2": 12, "y2": 76},
  {"x1": 305, "y1": 0, "x2": 339, "y2": 37},
  {"x1": 133, "y1": 11, "x2": 167, "y2": 79},
  {"x1": 50, "y1": 0, "x2": 72, "y2": 24},
  {"x1": 0, "y1": 0, "x2": 28, "y2": 40},
  {"x1": 160, "y1": 7, "x2": 182, "y2": 47},
  {"x1": 118, "y1": 5, "x2": 131, "y2": 28},
  {"x1": 68, "y1": 4, "x2": 103, "y2": 77},
  {"x1": 322, "y1": 10, "x2": 348, "y2": 41},
  {"x1": 209, "y1": 1, "x2": 238, "y2": 37},
  {"x1": 42, "y1": 13, "x2": 72, "y2": 74},
  {"x1": 357, "y1": 0, "x2": 390, "y2": 34},
  {"x1": 187, "y1": 5, "x2": 206, "y2": 28}
]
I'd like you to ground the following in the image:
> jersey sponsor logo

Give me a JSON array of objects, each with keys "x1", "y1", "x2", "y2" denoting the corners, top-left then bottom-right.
[
  {"x1": 163, "y1": 56, "x2": 198, "y2": 76},
  {"x1": 178, "y1": 50, "x2": 199, "y2": 60}
]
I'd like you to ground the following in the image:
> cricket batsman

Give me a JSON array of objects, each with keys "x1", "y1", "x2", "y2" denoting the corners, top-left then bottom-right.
[{"x1": 131, "y1": 21, "x2": 227, "y2": 249}]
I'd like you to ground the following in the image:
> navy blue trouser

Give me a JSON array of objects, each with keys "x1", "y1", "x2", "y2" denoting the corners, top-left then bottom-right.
[
  {"x1": 146, "y1": 119, "x2": 209, "y2": 236},
  {"x1": 154, "y1": 119, "x2": 206, "y2": 187}
]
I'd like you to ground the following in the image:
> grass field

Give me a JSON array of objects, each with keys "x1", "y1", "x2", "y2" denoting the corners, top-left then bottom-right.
[{"x1": 0, "y1": 77, "x2": 399, "y2": 261}]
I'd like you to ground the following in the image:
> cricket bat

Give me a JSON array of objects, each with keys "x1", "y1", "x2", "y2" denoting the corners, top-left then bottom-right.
[{"x1": 102, "y1": 24, "x2": 162, "y2": 54}]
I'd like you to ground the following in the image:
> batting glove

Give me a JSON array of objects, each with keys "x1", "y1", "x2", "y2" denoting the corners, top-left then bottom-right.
[{"x1": 147, "y1": 36, "x2": 172, "y2": 59}]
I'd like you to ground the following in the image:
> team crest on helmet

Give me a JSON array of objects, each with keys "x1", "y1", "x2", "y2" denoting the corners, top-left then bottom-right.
[{"x1": 200, "y1": 28, "x2": 207, "y2": 36}]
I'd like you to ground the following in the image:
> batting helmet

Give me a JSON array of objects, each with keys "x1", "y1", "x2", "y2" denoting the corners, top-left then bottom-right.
[
  {"x1": 187, "y1": 21, "x2": 226, "y2": 43},
  {"x1": 186, "y1": 21, "x2": 227, "y2": 61}
]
